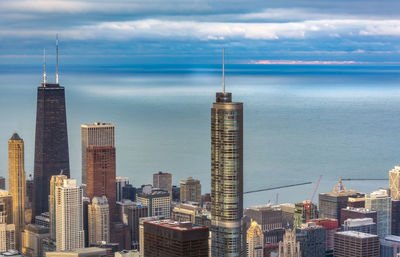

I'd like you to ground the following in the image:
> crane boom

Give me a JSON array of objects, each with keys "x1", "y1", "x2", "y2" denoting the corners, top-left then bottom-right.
[
  {"x1": 311, "y1": 175, "x2": 322, "y2": 203},
  {"x1": 244, "y1": 182, "x2": 312, "y2": 195}
]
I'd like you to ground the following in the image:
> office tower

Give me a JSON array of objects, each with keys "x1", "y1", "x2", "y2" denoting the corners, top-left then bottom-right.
[
  {"x1": 122, "y1": 184, "x2": 136, "y2": 202},
  {"x1": 0, "y1": 190, "x2": 13, "y2": 224},
  {"x1": 380, "y1": 235, "x2": 400, "y2": 257},
  {"x1": 86, "y1": 146, "x2": 117, "y2": 220},
  {"x1": 347, "y1": 196, "x2": 366, "y2": 208},
  {"x1": 334, "y1": 231, "x2": 379, "y2": 257},
  {"x1": 153, "y1": 172, "x2": 172, "y2": 197},
  {"x1": 280, "y1": 203, "x2": 295, "y2": 229},
  {"x1": 343, "y1": 218, "x2": 377, "y2": 234},
  {"x1": 245, "y1": 205, "x2": 283, "y2": 232},
  {"x1": 49, "y1": 174, "x2": 67, "y2": 240},
  {"x1": 278, "y1": 229, "x2": 301, "y2": 257},
  {"x1": 0, "y1": 177, "x2": 5, "y2": 190},
  {"x1": 35, "y1": 212, "x2": 50, "y2": 228},
  {"x1": 295, "y1": 223, "x2": 326, "y2": 257},
  {"x1": 8, "y1": 133, "x2": 26, "y2": 250},
  {"x1": 46, "y1": 247, "x2": 107, "y2": 257},
  {"x1": 142, "y1": 219, "x2": 208, "y2": 257},
  {"x1": 171, "y1": 202, "x2": 200, "y2": 223},
  {"x1": 340, "y1": 207, "x2": 377, "y2": 226},
  {"x1": 82, "y1": 197, "x2": 90, "y2": 247},
  {"x1": 81, "y1": 122, "x2": 115, "y2": 193},
  {"x1": 21, "y1": 224, "x2": 49, "y2": 257},
  {"x1": 318, "y1": 179, "x2": 361, "y2": 224},
  {"x1": 121, "y1": 202, "x2": 148, "y2": 249},
  {"x1": 0, "y1": 223, "x2": 15, "y2": 251},
  {"x1": 88, "y1": 196, "x2": 110, "y2": 245},
  {"x1": 116, "y1": 177, "x2": 129, "y2": 202},
  {"x1": 55, "y1": 179, "x2": 84, "y2": 251},
  {"x1": 211, "y1": 50, "x2": 245, "y2": 257},
  {"x1": 308, "y1": 219, "x2": 338, "y2": 255},
  {"x1": 180, "y1": 177, "x2": 201, "y2": 203},
  {"x1": 137, "y1": 189, "x2": 170, "y2": 218},
  {"x1": 139, "y1": 216, "x2": 164, "y2": 253},
  {"x1": 247, "y1": 220, "x2": 264, "y2": 257},
  {"x1": 390, "y1": 166, "x2": 400, "y2": 200},
  {"x1": 172, "y1": 185, "x2": 180, "y2": 202},
  {"x1": 293, "y1": 201, "x2": 318, "y2": 228},
  {"x1": 110, "y1": 222, "x2": 131, "y2": 251},
  {"x1": 33, "y1": 49, "x2": 70, "y2": 218},
  {"x1": 365, "y1": 189, "x2": 391, "y2": 238},
  {"x1": 393, "y1": 200, "x2": 400, "y2": 236}
]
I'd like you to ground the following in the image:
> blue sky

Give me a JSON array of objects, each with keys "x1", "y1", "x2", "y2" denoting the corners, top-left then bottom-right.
[{"x1": 1, "y1": 0, "x2": 400, "y2": 66}]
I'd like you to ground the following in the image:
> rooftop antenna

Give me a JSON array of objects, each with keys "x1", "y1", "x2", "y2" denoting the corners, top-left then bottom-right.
[
  {"x1": 43, "y1": 48, "x2": 47, "y2": 87},
  {"x1": 222, "y1": 48, "x2": 225, "y2": 93},
  {"x1": 56, "y1": 34, "x2": 59, "y2": 84}
]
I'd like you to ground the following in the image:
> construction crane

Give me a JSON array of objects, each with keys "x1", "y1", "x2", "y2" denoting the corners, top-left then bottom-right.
[
  {"x1": 243, "y1": 182, "x2": 312, "y2": 195},
  {"x1": 304, "y1": 175, "x2": 323, "y2": 221}
]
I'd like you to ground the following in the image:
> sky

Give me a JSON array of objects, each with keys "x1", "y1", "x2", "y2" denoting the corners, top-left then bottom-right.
[{"x1": 1, "y1": 0, "x2": 400, "y2": 66}]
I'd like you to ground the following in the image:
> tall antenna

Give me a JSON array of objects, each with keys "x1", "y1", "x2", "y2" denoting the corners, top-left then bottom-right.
[
  {"x1": 56, "y1": 34, "x2": 59, "y2": 84},
  {"x1": 222, "y1": 48, "x2": 225, "y2": 93},
  {"x1": 43, "y1": 48, "x2": 47, "y2": 87}
]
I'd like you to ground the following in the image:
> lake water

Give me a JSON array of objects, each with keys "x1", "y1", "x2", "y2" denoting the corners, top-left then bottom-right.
[{"x1": 0, "y1": 64, "x2": 397, "y2": 207}]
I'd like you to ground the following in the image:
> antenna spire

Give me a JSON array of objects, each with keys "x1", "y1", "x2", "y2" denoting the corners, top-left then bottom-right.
[
  {"x1": 43, "y1": 48, "x2": 47, "y2": 87},
  {"x1": 222, "y1": 48, "x2": 225, "y2": 93},
  {"x1": 56, "y1": 34, "x2": 59, "y2": 84}
]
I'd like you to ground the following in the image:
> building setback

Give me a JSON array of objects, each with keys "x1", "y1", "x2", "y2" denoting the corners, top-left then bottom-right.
[
  {"x1": 334, "y1": 231, "x2": 380, "y2": 257},
  {"x1": 340, "y1": 207, "x2": 377, "y2": 226},
  {"x1": 143, "y1": 219, "x2": 208, "y2": 257}
]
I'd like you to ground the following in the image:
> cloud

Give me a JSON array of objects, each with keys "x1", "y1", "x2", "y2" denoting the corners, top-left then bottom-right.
[{"x1": 250, "y1": 60, "x2": 359, "y2": 65}]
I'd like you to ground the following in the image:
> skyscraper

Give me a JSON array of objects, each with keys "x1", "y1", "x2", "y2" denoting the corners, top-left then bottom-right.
[
  {"x1": 8, "y1": 133, "x2": 25, "y2": 250},
  {"x1": 49, "y1": 174, "x2": 67, "y2": 240},
  {"x1": 88, "y1": 196, "x2": 110, "y2": 245},
  {"x1": 365, "y1": 189, "x2": 391, "y2": 238},
  {"x1": 116, "y1": 176, "x2": 129, "y2": 202},
  {"x1": 153, "y1": 172, "x2": 172, "y2": 198},
  {"x1": 55, "y1": 179, "x2": 84, "y2": 251},
  {"x1": 180, "y1": 177, "x2": 201, "y2": 203},
  {"x1": 247, "y1": 220, "x2": 264, "y2": 257},
  {"x1": 86, "y1": 146, "x2": 117, "y2": 220},
  {"x1": 211, "y1": 49, "x2": 245, "y2": 256},
  {"x1": 389, "y1": 166, "x2": 400, "y2": 200},
  {"x1": 334, "y1": 231, "x2": 379, "y2": 257},
  {"x1": 33, "y1": 45, "x2": 70, "y2": 218},
  {"x1": 81, "y1": 122, "x2": 115, "y2": 193}
]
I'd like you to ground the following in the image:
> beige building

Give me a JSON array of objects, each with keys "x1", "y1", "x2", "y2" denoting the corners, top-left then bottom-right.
[
  {"x1": 180, "y1": 177, "x2": 201, "y2": 203},
  {"x1": 390, "y1": 166, "x2": 400, "y2": 200},
  {"x1": 278, "y1": 229, "x2": 301, "y2": 257},
  {"x1": 49, "y1": 174, "x2": 67, "y2": 240},
  {"x1": 0, "y1": 223, "x2": 15, "y2": 252},
  {"x1": 115, "y1": 250, "x2": 140, "y2": 257},
  {"x1": 247, "y1": 220, "x2": 264, "y2": 257},
  {"x1": 171, "y1": 202, "x2": 200, "y2": 223},
  {"x1": 8, "y1": 133, "x2": 25, "y2": 250},
  {"x1": 88, "y1": 196, "x2": 110, "y2": 245},
  {"x1": 46, "y1": 247, "x2": 107, "y2": 257},
  {"x1": 21, "y1": 224, "x2": 49, "y2": 257},
  {"x1": 56, "y1": 179, "x2": 85, "y2": 251},
  {"x1": 153, "y1": 172, "x2": 172, "y2": 197},
  {"x1": 0, "y1": 190, "x2": 13, "y2": 224}
]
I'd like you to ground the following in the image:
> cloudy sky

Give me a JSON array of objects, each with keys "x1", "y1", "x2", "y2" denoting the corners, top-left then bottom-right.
[{"x1": 1, "y1": 0, "x2": 400, "y2": 65}]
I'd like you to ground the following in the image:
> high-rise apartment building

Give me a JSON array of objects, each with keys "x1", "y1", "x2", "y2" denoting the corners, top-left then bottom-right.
[
  {"x1": 116, "y1": 177, "x2": 129, "y2": 202},
  {"x1": 0, "y1": 190, "x2": 12, "y2": 224},
  {"x1": 0, "y1": 223, "x2": 15, "y2": 252},
  {"x1": 86, "y1": 146, "x2": 117, "y2": 220},
  {"x1": 49, "y1": 174, "x2": 67, "y2": 240},
  {"x1": 55, "y1": 179, "x2": 84, "y2": 251},
  {"x1": 8, "y1": 133, "x2": 25, "y2": 250},
  {"x1": 153, "y1": 172, "x2": 172, "y2": 197},
  {"x1": 142, "y1": 219, "x2": 208, "y2": 257},
  {"x1": 180, "y1": 177, "x2": 201, "y2": 203},
  {"x1": 247, "y1": 220, "x2": 264, "y2": 257},
  {"x1": 81, "y1": 122, "x2": 115, "y2": 193},
  {"x1": 137, "y1": 189, "x2": 170, "y2": 218},
  {"x1": 334, "y1": 231, "x2": 379, "y2": 257},
  {"x1": 365, "y1": 189, "x2": 391, "y2": 238},
  {"x1": 33, "y1": 65, "x2": 70, "y2": 217},
  {"x1": 88, "y1": 196, "x2": 110, "y2": 245},
  {"x1": 211, "y1": 51, "x2": 245, "y2": 257},
  {"x1": 278, "y1": 229, "x2": 301, "y2": 257}
]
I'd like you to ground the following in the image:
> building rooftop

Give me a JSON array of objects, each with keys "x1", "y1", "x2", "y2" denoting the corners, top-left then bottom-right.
[
  {"x1": 9, "y1": 133, "x2": 21, "y2": 141},
  {"x1": 144, "y1": 219, "x2": 207, "y2": 231},
  {"x1": 342, "y1": 207, "x2": 376, "y2": 214},
  {"x1": 383, "y1": 235, "x2": 400, "y2": 243},
  {"x1": 81, "y1": 122, "x2": 115, "y2": 128},
  {"x1": 336, "y1": 230, "x2": 378, "y2": 239},
  {"x1": 344, "y1": 218, "x2": 375, "y2": 227},
  {"x1": 246, "y1": 204, "x2": 281, "y2": 211}
]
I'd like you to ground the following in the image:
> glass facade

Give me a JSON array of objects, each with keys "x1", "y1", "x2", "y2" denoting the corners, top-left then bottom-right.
[{"x1": 211, "y1": 92, "x2": 245, "y2": 256}]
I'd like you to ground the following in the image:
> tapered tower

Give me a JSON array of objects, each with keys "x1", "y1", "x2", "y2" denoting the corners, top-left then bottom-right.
[
  {"x1": 211, "y1": 49, "x2": 245, "y2": 256},
  {"x1": 33, "y1": 41, "x2": 70, "y2": 218},
  {"x1": 8, "y1": 133, "x2": 26, "y2": 250}
]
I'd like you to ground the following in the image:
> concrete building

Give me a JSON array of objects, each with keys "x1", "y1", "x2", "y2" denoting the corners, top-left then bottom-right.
[
  {"x1": 86, "y1": 146, "x2": 117, "y2": 220},
  {"x1": 0, "y1": 190, "x2": 13, "y2": 224},
  {"x1": 46, "y1": 247, "x2": 107, "y2": 257},
  {"x1": 293, "y1": 201, "x2": 318, "y2": 228},
  {"x1": 210, "y1": 79, "x2": 245, "y2": 256},
  {"x1": 340, "y1": 207, "x2": 377, "y2": 226},
  {"x1": 35, "y1": 212, "x2": 50, "y2": 228},
  {"x1": 365, "y1": 189, "x2": 391, "y2": 238},
  {"x1": 278, "y1": 229, "x2": 301, "y2": 257},
  {"x1": 88, "y1": 196, "x2": 110, "y2": 245},
  {"x1": 110, "y1": 222, "x2": 131, "y2": 251},
  {"x1": 81, "y1": 122, "x2": 115, "y2": 194},
  {"x1": 0, "y1": 177, "x2": 5, "y2": 190},
  {"x1": 139, "y1": 216, "x2": 164, "y2": 253},
  {"x1": 245, "y1": 204, "x2": 283, "y2": 232},
  {"x1": 116, "y1": 177, "x2": 129, "y2": 203},
  {"x1": 0, "y1": 223, "x2": 15, "y2": 252},
  {"x1": 171, "y1": 202, "x2": 200, "y2": 223},
  {"x1": 8, "y1": 133, "x2": 26, "y2": 250},
  {"x1": 137, "y1": 189, "x2": 170, "y2": 218},
  {"x1": 122, "y1": 202, "x2": 148, "y2": 249},
  {"x1": 21, "y1": 224, "x2": 49, "y2": 257},
  {"x1": 295, "y1": 223, "x2": 326, "y2": 257},
  {"x1": 343, "y1": 218, "x2": 377, "y2": 234},
  {"x1": 49, "y1": 174, "x2": 67, "y2": 240},
  {"x1": 122, "y1": 184, "x2": 136, "y2": 202},
  {"x1": 180, "y1": 177, "x2": 201, "y2": 203},
  {"x1": 55, "y1": 179, "x2": 84, "y2": 251},
  {"x1": 153, "y1": 172, "x2": 172, "y2": 198},
  {"x1": 334, "y1": 231, "x2": 380, "y2": 257},
  {"x1": 142, "y1": 219, "x2": 208, "y2": 257},
  {"x1": 247, "y1": 220, "x2": 264, "y2": 257},
  {"x1": 280, "y1": 203, "x2": 295, "y2": 229},
  {"x1": 381, "y1": 235, "x2": 400, "y2": 257},
  {"x1": 308, "y1": 219, "x2": 338, "y2": 254}
]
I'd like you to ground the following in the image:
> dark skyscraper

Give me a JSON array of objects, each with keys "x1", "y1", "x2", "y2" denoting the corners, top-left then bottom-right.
[
  {"x1": 211, "y1": 49, "x2": 245, "y2": 256},
  {"x1": 33, "y1": 44, "x2": 70, "y2": 218}
]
